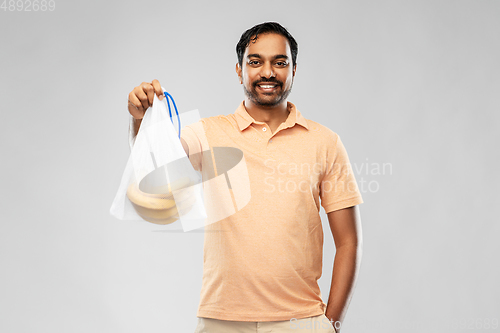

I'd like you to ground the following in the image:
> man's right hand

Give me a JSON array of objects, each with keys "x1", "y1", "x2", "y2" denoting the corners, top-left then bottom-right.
[
  {"x1": 127, "y1": 79, "x2": 189, "y2": 155},
  {"x1": 128, "y1": 79, "x2": 164, "y2": 119}
]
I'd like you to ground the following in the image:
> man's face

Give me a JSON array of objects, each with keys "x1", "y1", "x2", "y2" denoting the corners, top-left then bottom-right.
[{"x1": 236, "y1": 33, "x2": 296, "y2": 107}]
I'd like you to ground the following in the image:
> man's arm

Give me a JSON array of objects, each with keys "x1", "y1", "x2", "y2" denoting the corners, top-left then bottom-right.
[
  {"x1": 325, "y1": 205, "x2": 363, "y2": 332},
  {"x1": 132, "y1": 117, "x2": 142, "y2": 139}
]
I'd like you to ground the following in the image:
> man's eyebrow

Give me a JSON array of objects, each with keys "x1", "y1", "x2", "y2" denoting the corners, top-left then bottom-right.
[
  {"x1": 246, "y1": 54, "x2": 289, "y2": 60},
  {"x1": 246, "y1": 53, "x2": 262, "y2": 58},
  {"x1": 272, "y1": 54, "x2": 289, "y2": 60}
]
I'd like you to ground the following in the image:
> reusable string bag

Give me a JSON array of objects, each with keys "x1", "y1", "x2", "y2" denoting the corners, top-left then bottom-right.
[{"x1": 110, "y1": 90, "x2": 206, "y2": 231}]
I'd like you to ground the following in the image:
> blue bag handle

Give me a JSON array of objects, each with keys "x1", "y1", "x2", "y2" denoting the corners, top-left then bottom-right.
[{"x1": 163, "y1": 90, "x2": 181, "y2": 139}]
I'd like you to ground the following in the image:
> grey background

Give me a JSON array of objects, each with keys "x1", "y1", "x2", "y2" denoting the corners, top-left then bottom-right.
[{"x1": 1, "y1": 0, "x2": 499, "y2": 332}]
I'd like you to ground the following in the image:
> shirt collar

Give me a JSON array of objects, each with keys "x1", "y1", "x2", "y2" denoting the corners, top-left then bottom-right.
[{"x1": 234, "y1": 101, "x2": 309, "y2": 132}]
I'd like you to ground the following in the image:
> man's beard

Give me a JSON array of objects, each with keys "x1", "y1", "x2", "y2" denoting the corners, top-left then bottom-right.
[{"x1": 243, "y1": 78, "x2": 293, "y2": 107}]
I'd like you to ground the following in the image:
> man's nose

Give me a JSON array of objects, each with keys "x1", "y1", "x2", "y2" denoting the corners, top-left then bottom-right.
[{"x1": 259, "y1": 63, "x2": 275, "y2": 79}]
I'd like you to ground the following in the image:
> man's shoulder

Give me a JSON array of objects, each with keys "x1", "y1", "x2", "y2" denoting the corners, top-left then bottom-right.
[
  {"x1": 201, "y1": 113, "x2": 238, "y2": 129},
  {"x1": 182, "y1": 113, "x2": 236, "y2": 135},
  {"x1": 302, "y1": 117, "x2": 340, "y2": 143}
]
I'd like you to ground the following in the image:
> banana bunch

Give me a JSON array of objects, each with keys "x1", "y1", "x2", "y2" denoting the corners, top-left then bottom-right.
[{"x1": 126, "y1": 176, "x2": 196, "y2": 225}]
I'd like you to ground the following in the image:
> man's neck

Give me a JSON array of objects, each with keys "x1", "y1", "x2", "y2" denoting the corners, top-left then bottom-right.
[{"x1": 244, "y1": 99, "x2": 290, "y2": 133}]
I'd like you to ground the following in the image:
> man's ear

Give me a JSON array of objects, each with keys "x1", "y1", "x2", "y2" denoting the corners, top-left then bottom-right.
[
  {"x1": 292, "y1": 63, "x2": 297, "y2": 77},
  {"x1": 236, "y1": 63, "x2": 242, "y2": 84}
]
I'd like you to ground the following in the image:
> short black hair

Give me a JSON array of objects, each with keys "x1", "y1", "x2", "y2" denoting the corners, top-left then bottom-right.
[{"x1": 236, "y1": 22, "x2": 298, "y2": 68}]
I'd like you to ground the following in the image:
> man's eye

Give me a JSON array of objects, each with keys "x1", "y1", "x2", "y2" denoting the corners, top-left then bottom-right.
[
  {"x1": 276, "y1": 61, "x2": 288, "y2": 67},
  {"x1": 249, "y1": 60, "x2": 260, "y2": 65}
]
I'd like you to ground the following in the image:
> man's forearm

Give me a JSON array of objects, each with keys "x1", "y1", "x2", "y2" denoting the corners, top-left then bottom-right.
[
  {"x1": 133, "y1": 117, "x2": 142, "y2": 137},
  {"x1": 128, "y1": 115, "x2": 141, "y2": 151},
  {"x1": 325, "y1": 243, "x2": 362, "y2": 331}
]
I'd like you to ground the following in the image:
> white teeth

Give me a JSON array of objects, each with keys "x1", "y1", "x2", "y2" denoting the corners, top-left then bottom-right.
[{"x1": 259, "y1": 85, "x2": 275, "y2": 88}]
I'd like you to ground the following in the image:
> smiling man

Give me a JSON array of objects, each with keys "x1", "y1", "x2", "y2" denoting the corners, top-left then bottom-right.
[
  {"x1": 127, "y1": 22, "x2": 363, "y2": 333},
  {"x1": 237, "y1": 32, "x2": 295, "y2": 116}
]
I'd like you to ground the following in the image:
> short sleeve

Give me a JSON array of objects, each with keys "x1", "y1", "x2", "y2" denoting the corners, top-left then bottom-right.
[
  {"x1": 320, "y1": 134, "x2": 363, "y2": 213},
  {"x1": 181, "y1": 122, "x2": 204, "y2": 172}
]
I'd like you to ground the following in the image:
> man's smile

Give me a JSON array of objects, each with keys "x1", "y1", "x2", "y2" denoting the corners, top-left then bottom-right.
[{"x1": 254, "y1": 81, "x2": 281, "y2": 93}]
